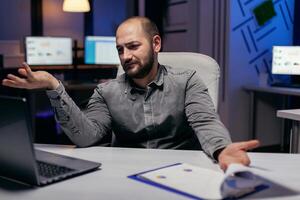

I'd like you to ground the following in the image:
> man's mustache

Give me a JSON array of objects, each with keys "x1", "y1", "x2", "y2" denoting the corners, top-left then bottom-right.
[{"x1": 124, "y1": 61, "x2": 140, "y2": 68}]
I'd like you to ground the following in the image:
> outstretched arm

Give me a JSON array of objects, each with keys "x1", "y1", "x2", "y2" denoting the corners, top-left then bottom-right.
[
  {"x1": 2, "y1": 62, "x2": 112, "y2": 147},
  {"x1": 2, "y1": 62, "x2": 59, "y2": 90},
  {"x1": 184, "y1": 71, "x2": 232, "y2": 159}
]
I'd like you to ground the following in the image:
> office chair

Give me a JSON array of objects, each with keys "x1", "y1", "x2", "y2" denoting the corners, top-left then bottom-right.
[{"x1": 117, "y1": 52, "x2": 220, "y2": 110}]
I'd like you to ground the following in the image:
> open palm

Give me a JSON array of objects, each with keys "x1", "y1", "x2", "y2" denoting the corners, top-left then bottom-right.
[
  {"x1": 218, "y1": 140, "x2": 260, "y2": 171},
  {"x1": 2, "y1": 63, "x2": 59, "y2": 90}
]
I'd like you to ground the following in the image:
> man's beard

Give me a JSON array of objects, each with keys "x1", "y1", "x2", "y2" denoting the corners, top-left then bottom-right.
[{"x1": 123, "y1": 49, "x2": 155, "y2": 79}]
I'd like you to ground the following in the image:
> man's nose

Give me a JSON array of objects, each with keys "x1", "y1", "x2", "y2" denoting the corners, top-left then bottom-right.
[{"x1": 123, "y1": 49, "x2": 133, "y2": 61}]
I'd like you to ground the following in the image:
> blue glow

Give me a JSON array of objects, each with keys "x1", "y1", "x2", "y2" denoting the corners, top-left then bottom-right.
[{"x1": 35, "y1": 111, "x2": 54, "y2": 118}]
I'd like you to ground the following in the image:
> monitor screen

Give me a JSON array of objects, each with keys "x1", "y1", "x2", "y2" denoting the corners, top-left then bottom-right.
[
  {"x1": 272, "y1": 46, "x2": 300, "y2": 75},
  {"x1": 85, "y1": 36, "x2": 120, "y2": 65},
  {"x1": 25, "y1": 37, "x2": 73, "y2": 65}
]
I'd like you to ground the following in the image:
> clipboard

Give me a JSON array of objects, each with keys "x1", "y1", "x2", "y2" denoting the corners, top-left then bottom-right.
[{"x1": 128, "y1": 163, "x2": 268, "y2": 200}]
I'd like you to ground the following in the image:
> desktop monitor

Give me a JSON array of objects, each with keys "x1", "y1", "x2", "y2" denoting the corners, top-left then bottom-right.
[
  {"x1": 25, "y1": 36, "x2": 73, "y2": 65},
  {"x1": 272, "y1": 46, "x2": 300, "y2": 75},
  {"x1": 85, "y1": 36, "x2": 120, "y2": 65}
]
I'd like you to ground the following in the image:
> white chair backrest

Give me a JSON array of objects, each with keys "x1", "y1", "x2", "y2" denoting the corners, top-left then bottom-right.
[{"x1": 117, "y1": 52, "x2": 220, "y2": 110}]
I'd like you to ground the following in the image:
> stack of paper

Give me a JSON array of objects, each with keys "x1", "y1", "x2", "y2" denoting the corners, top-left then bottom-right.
[{"x1": 129, "y1": 163, "x2": 267, "y2": 199}]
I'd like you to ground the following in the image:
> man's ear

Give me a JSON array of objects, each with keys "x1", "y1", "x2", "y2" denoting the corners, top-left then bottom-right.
[{"x1": 152, "y1": 35, "x2": 161, "y2": 53}]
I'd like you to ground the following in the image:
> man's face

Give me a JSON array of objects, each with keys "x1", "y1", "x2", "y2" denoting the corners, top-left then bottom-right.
[{"x1": 116, "y1": 22, "x2": 155, "y2": 79}]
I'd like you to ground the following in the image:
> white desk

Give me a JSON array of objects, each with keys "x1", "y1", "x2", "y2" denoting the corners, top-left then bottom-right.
[
  {"x1": 277, "y1": 109, "x2": 300, "y2": 153},
  {"x1": 1, "y1": 144, "x2": 300, "y2": 200}
]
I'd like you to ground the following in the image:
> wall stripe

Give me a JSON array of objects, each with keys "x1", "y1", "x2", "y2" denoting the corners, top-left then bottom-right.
[
  {"x1": 284, "y1": 0, "x2": 294, "y2": 24},
  {"x1": 279, "y1": 4, "x2": 289, "y2": 30},
  {"x1": 244, "y1": 0, "x2": 254, "y2": 6},
  {"x1": 274, "y1": 0, "x2": 283, "y2": 5},
  {"x1": 254, "y1": 64, "x2": 260, "y2": 75},
  {"x1": 253, "y1": 23, "x2": 269, "y2": 34},
  {"x1": 241, "y1": 29, "x2": 251, "y2": 53},
  {"x1": 256, "y1": 27, "x2": 277, "y2": 42},
  {"x1": 249, "y1": 49, "x2": 269, "y2": 64},
  {"x1": 263, "y1": 58, "x2": 274, "y2": 82},
  {"x1": 232, "y1": 16, "x2": 253, "y2": 31},
  {"x1": 237, "y1": 0, "x2": 245, "y2": 17},
  {"x1": 247, "y1": 25, "x2": 258, "y2": 52}
]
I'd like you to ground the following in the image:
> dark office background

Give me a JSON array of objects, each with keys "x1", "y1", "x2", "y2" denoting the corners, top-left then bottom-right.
[
  {"x1": 0, "y1": 0, "x2": 298, "y2": 151},
  {"x1": 0, "y1": 0, "x2": 169, "y2": 145}
]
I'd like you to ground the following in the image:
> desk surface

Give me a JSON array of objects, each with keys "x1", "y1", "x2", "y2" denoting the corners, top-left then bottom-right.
[
  {"x1": 244, "y1": 85, "x2": 300, "y2": 96},
  {"x1": 277, "y1": 109, "x2": 300, "y2": 121},
  {"x1": 1, "y1": 145, "x2": 300, "y2": 200}
]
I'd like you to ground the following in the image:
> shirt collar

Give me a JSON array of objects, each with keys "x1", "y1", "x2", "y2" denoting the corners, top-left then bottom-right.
[
  {"x1": 150, "y1": 64, "x2": 164, "y2": 87},
  {"x1": 123, "y1": 64, "x2": 165, "y2": 94}
]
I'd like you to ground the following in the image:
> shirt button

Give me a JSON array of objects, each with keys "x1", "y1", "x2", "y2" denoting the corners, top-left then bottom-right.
[{"x1": 61, "y1": 100, "x2": 67, "y2": 106}]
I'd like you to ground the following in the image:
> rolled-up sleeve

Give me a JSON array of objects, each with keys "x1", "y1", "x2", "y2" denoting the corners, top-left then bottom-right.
[
  {"x1": 46, "y1": 82, "x2": 112, "y2": 147},
  {"x1": 184, "y1": 72, "x2": 232, "y2": 158}
]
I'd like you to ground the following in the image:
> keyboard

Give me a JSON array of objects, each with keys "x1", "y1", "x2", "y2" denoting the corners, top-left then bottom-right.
[{"x1": 37, "y1": 160, "x2": 75, "y2": 178}]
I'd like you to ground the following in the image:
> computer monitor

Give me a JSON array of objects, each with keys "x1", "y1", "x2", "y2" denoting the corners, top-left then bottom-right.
[
  {"x1": 85, "y1": 36, "x2": 120, "y2": 65},
  {"x1": 25, "y1": 36, "x2": 73, "y2": 65},
  {"x1": 272, "y1": 46, "x2": 300, "y2": 75}
]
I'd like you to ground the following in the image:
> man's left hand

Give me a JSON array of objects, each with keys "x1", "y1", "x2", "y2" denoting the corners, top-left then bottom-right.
[{"x1": 218, "y1": 140, "x2": 260, "y2": 171}]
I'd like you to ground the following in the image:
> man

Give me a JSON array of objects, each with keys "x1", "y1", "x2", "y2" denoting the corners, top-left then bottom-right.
[{"x1": 2, "y1": 17, "x2": 259, "y2": 170}]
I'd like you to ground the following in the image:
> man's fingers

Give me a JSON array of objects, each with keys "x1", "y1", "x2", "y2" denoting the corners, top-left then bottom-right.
[
  {"x1": 7, "y1": 74, "x2": 23, "y2": 81},
  {"x1": 237, "y1": 140, "x2": 260, "y2": 151},
  {"x1": 22, "y1": 62, "x2": 34, "y2": 78},
  {"x1": 18, "y1": 68, "x2": 28, "y2": 77},
  {"x1": 2, "y1": 79, "x2": 25, "y2": 88},
  {"x1": 5, "y1": 74, "x2": 28, "y2": 87}
]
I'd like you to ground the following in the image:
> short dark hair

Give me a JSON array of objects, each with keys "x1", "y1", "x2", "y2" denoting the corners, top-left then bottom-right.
[{"x1": 120, "y1": 16, "x2": 160, "y2": 39}]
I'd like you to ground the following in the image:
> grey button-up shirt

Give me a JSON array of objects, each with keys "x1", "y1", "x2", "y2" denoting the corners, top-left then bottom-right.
[{"x1": 46, "y1": 65, "x2": 231, "y2": 158}]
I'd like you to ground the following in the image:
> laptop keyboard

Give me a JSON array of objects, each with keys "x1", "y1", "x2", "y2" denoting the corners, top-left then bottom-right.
[{"x1": 37, "y1": 161, "x2": 75, "y2": 178}]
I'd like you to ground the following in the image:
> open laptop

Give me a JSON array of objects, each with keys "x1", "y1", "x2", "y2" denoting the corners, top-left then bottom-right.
[{"x1": 0, "y1": 95, "x2": 101, "y2": 186}]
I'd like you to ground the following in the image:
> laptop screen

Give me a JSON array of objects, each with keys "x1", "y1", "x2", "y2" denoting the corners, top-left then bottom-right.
[{"x1": 0, "y1": 96, "x2": 39, "y2": 185}]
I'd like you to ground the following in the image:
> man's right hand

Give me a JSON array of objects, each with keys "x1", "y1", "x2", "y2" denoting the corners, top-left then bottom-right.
[{"x1": 2, "y1": 62, "x2": 59, "y2": 90}]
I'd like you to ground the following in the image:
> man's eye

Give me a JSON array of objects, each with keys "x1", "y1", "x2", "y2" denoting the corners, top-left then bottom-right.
[
  {"x1": 117, "y1": 48, "x2": 123, "y2": 54},
  {"x1": 128, "y1": 44, "x2": 139, "y2": 50}
]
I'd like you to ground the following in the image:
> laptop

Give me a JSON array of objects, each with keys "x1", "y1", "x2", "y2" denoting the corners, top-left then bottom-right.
[{"x1": 0, "y1": 95, "x2": 101, "y2": 186}]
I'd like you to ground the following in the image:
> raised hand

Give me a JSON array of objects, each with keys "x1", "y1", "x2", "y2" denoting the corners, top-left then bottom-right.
[
  {"x1": 2, "y1": 62, "x2": 59, "y2": 90},
  {"x1": 218, "y1": 140, "x2": 260, "y2": 171}
]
